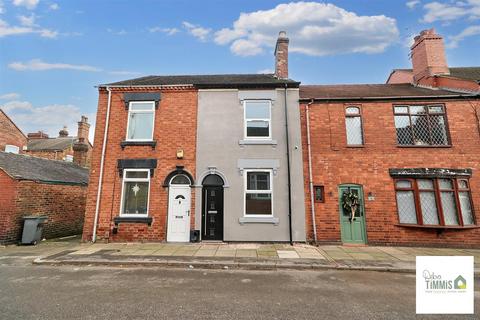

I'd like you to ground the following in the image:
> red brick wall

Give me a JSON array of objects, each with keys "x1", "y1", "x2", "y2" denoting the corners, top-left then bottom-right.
[
  {"x1": 301, "y1": 98, "x2": 480, "y2": 247},
  {"x1": 25, "y1": 147, "x2": 73, "y2": 161},
  {"x1": 0, "y1": 170, "x2": 19, "y2": 244},
  {"x1": 82, "y1": 87, "x2": 198, "y2": 242},
  {"x1": 0, "y1": 110, "x2": 27, "y2": 153},
  {"x1": 0, "y1": 170, "x2": 87, "y2": 244}
]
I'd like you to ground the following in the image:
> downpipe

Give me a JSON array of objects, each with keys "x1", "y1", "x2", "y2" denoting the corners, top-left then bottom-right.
[
  {"x1": 306, "y1": 99, "x2": 317, "y2": 243},
  {"x1": 92, "y1": 87, "x2": 112, "y2": 242}
]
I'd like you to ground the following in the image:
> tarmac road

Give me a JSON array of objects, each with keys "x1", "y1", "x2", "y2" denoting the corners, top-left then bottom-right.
[{"x1": 0, "y1": 257, "x2": 478, "y2": 320}]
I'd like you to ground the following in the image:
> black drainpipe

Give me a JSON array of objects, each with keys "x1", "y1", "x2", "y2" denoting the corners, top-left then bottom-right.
[{"x1": 284, "y1": 83, "x2": 293, "y2": 245}]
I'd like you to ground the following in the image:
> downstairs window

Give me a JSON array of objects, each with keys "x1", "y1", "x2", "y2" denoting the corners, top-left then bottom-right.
[{"x1": 394, "y1": 178, "x2": 475, "y2": 227}]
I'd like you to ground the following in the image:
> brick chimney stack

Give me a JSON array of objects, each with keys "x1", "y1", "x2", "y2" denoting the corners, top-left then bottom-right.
[
  {"x1": 73, "y1": 115, "x2": 90, "y2": 167},
  {"x1": 274, "y1": 31, "x2": 289, "y2": 79},
  {"x1": 411, "y1": 28, "x2": 450, "y2": 83}
]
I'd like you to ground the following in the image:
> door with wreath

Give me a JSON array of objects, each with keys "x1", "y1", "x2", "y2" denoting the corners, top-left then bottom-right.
[{"x1": 338, "y1": 184, "x2": 367, "y2": 244}]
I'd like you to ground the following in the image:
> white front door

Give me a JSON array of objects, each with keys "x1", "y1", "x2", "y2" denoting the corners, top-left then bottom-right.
[{"x1": 167, "y1": 186, "x2": 191, "y2": 242}]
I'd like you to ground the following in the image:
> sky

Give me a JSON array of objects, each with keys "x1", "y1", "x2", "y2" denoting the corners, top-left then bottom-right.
[{"x1": 0, "y1": 0, "x2": 479, "y2": 141}]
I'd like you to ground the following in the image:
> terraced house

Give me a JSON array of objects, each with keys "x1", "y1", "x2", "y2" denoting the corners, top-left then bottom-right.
[
  {"x1": 83, "y1": 28, "x2": 480, "y2": 246},
  {"x1": 301, "y1": 29, "x2": 480, "y2": 247},
  {"x1": 82, "y1": 32, "x2": 305, "y2": 243}
]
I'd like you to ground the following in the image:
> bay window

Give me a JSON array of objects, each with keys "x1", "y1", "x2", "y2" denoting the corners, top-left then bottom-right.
[{"x1": 394, "y1": 178, "x2": 475, "y2": 227}]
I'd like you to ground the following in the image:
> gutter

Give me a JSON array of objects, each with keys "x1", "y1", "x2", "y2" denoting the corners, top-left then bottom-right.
[
  {"x1": 299, "y1": 93, "x2": 479, "y2": 102},
  {"x1": 92, "y1": 87, "x2": 112, "y2": 242},
  {"x1": 284, "y1": 83, "x2": 293, "y2": 245},
  {"x1": 305, "y1": 99, "x2": 317, "y2": 243}
]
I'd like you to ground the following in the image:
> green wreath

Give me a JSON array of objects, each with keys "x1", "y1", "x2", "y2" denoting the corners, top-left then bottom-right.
[{"x1": 342, "y1": 191, "x2": 359, "y2": 222}]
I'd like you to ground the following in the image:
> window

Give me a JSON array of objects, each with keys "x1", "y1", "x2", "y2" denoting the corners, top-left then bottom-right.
[
  {"x1": 245, "y1": 170, "x2": 272, "y2": 216},
  {"x1": 120, "y1": 169, "x2": 150, "y2": 216},
  {"x1": 126, "y1": 101, "x2": 155, "y2": 141},
  {"x1": 4, "y1": 145, "x2": 19, "y2": 154},
  {"x1": 345, "y1": 106, "x2": 363, "y2": 145},
  {"x1": 394, "y1": 178, "x2": 475, "y2": 227},
  {"x1": 314, "y1": 186, "x2": 324, "y2": 203},
  {"x1": 64, "y1": 155, "x2": 74, "y2": 162},
  {"x1": 394, "y1": 104, "x2": 449, "y2": 146},
  {"x1": 244, "y1": 100, "x2": 271, "y2": 139}
]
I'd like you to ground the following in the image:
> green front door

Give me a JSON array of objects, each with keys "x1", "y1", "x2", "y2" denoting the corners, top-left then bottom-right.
[{"x1": 338, "y1": 185, "x2": 367, "y2": 244}]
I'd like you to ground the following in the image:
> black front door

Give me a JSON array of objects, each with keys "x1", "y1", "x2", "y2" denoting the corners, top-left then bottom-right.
[{"x1": 202, "y1": 186, "x2": 224, "y2": 241}]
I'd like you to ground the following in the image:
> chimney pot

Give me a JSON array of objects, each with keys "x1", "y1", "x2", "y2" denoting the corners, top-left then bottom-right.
[{"x1": 59, "y1": 126, "x2": 69, "y2": 137}]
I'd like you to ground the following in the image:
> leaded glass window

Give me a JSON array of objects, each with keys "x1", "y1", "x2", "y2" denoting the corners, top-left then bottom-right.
[
  {"x1": 345, "y1": 106, "x2": 363, "y2": 145},
  {"x1": 394, "y1": 105, "x2": 449, "y2": 146},
  {"x1": 394, "y1": 177, "x2": 475, "y2": 227}
]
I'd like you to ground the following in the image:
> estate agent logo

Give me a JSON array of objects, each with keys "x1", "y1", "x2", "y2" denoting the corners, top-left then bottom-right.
[{"x1": 416, "y1": 256, "x2": 474, "y2": 314}]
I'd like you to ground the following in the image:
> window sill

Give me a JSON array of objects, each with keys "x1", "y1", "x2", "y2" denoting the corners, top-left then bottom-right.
[
  {"x1": 395, "y1": 223, "x2": 479, "y2": 230},
  {"x1": 239, "y1": 139, "x2": 277, "y2": 145},
  {"x1": 120, "y1": 140, "x2": 157, "y2": 150},
  {"x1": 114, "y1": 216, "x2": 153, "y2": 226},
  {"x1": 239, "y1": 216, "x2": 279, "y2": 225},
  {"x1": 346, "y1": 145, "x2": 365, "y2": 148},
  {"x1": 396, "y1": 145, "x2": 452, "y2": 148}
]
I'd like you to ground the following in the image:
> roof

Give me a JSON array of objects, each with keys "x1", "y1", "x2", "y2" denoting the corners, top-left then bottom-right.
[
  {"x1": 299, "y1": 83, "x2": 477, "y2": 101},
  {"x1": 27, "y1": 137, "x2": 76, "y2": 151},
  {"x1": 102, "y1": 74, "x2": 300, "y2": 88},
  {"x1": 0, "y1": 109, "x2": 27, "y2": 140},
  {"x1": 0, "y1": 152, "x2": 89, "y2": 185},
  {"x1": 391, "y1": 67, "x2": 480, "y2": 82}
]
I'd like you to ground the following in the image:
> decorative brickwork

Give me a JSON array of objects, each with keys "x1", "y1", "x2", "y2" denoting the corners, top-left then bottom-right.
[{"x1": 82, "y1": 87, "x2": 198, "y2": 242}]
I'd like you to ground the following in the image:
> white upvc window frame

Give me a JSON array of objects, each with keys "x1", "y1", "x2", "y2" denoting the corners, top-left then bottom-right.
[
  {"x1": 4, "y1": 144, "x2": 20, "y2": 154},
  {"x1": 243, "y1": 100, "x2": 272, "y2": 140},
  {"x1": 244, "y1": 169, "x2": 274, "y2": 217},
  {"x1": 125, "y1": 101, "x2": 155, "y2": 142},
  {"x1": 119, "y1": 168, "x2": 151, "y2": 217},
  {"x1": 64, "y1": 154, "x2": 74, "y2": 162}
]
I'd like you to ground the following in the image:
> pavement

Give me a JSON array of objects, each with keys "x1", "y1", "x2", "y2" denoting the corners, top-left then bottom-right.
[
  {"x1": 1, "y1": 239, "x2": 479, "y2": 319},
  {"x1": 4, "y1": 239, "x2": 478, "y2": 274}
]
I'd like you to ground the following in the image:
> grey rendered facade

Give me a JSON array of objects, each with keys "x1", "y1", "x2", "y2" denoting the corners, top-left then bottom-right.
[{"x1": 194, "y1": 88, "x2": 306, "y2": 242}]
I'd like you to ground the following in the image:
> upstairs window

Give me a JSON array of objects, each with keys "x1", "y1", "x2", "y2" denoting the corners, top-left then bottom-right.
[
  {"x1": 345, "y1": 106, "x2": 364, "y2": 145},
  {"x1": 4, "y1": 145, "x2": 19, "y2": 154},
  {"x1": 120, "y1": 169, "x2": 150, "y2": 216},
  {"x1": 394, "y1": 178, "x2": 475, "y2": 227},
  {"x1": 245, "y1": 170, "x2": 273, "y2": 216},
  {"x1": 126, "y1": 101, "x2": 155, "y2": 141},
  {"x1": 244, "y1": 100, "x2": 271, "y2": 139},
  {"x1": 394, "y1": 105, "x2": 449, "y2": 146}
]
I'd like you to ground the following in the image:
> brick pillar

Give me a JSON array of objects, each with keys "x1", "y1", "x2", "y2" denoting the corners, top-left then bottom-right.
[
  {"x1": 274, "y1": 31, "x2": 289, "y2": 79},
  {"x1": 73, "y1": 116, "x2": 90, "y2": 167},
  {"x1": 411, "y1": 28, "x2": 449, "y2": 83}
]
